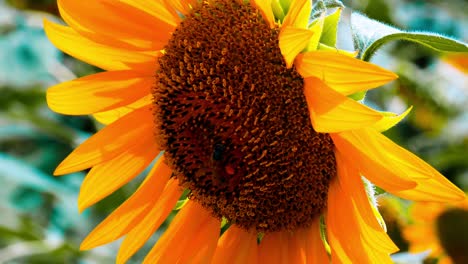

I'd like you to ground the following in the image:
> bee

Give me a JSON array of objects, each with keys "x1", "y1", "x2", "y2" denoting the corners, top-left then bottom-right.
[{"x1": 211, "y1": 143, "x2": 239, "y2": 190}]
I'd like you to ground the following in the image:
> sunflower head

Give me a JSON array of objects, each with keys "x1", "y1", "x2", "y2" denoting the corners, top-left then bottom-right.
[{"x1": 44, "y1": 0, "x2": 466, "y2": 262}]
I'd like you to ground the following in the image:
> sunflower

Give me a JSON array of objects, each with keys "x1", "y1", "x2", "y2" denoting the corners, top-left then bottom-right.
[
  {"x1": 403, "y1": 200, "x2": 468, "y2": 264},
  {"x1": 44, "y1": 0, "x2": 466, "y2": 263}
]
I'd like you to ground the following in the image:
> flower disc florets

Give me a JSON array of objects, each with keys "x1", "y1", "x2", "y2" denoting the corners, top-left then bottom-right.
[{"x1": 153, "y1": 0, "x2": 336, "y2": 232}]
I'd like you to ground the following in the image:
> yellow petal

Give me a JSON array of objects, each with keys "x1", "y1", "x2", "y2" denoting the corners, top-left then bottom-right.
[
  {"x1": 334, "y1": 129, "x2": 466, "y2": 201},
  {"x1": 120, "y1": 0, "x2": 178, "y2": 28},
  {"x1": 304, "y1": 77, "x2": 383, "y2": 132},
  {"x1": 306, "y1": 14, "x2": 325, "y2": 51},
  {"x1": 259, "y1": 230, "x2": 309, "y2": 263},
  {"x1": 93, "y1": 94, "x2": 152, "y2": 125},
  {"x1": 212, "y1": 226, "x2": 258, "y2": 264},
  {"x1": 371, "y1": 106, "x2": 413, "y2": 132},
  {"x1": 47, "y1": 70, "x2": 153, "y2": 115},
  {"x1": 177, "y1": 213, "x2": 221, "y2": 264},
  {"x1": 78, "y1": 137, "x2": 160, "y2": 211},
  {"x1": 279, "y1": 26, "x2": 314, "y2": 68},
  {"x1": 55, "y1": 105, "x2": 154, "y2": 175},
  {"x1": 258, "y1": 232, "x2": 287, "y2": 264},
  {"x1": 332, "y1": 132, "x2": 417, "y2": 192},
  {"x1": 57, "y1": 0, "x2": 174, "y2": 50},
  {"x1": 80, "y1": 157, "x2": 172, "y2": 250},
  {"x1": 44, "y1": 20, "x2": 157, "y2": 72},
  {"x1": 117, "y1": 178, "x2": 183, "y2": 264},
  {"x1": 250, "y1": 0, "x2": 275, "y2": 28},
  {"x1": 335, "y1": 150, "x2": 399, "y2": 254},
  {"x1": 327, "y1": 178, "x2": 370, "y2": 263},
  {"x1": 282, "y1": 0, "x2": 311, "y2": 29},
  {"x1": 143, "y1": 201, "x2": 220, "y2": 264},
  {"x1": 295, "y1": 51, "x2": 398, "y2": 95},
  {"x1": 304, "y1": 218, "x2": 330, "y2": 263}
]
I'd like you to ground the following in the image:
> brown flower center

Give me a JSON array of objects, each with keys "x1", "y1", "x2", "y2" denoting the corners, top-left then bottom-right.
[{"x1": 153, "y1": 0, "x2": 336, "y2": 232}]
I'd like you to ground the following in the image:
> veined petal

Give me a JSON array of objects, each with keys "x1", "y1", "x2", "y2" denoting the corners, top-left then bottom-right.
[
  {"x1": 47, "y1": 70, "x2": 153, "y2": 115},
  {"x1": 57, "y1": 0, "x2": 174, "y2": 50},
  {"x1": 212, "y1": 226, "x2": 258, "y2": 264},
  {"x1": 250, "y1": 0, "x2": 275, "y2": 28},
  {"x1": 143, "y1": 201, "x2": 220, "y2": 264},
  {"x1": 371, "y1": 106, "x2": 413, "y2": 132},
  {"x1": 77, "y1": 137, "x2": 160, "y2": 211},
  {"x1": 295, "y1": 51, "x2": 398, "y2": 95},
  {"x1": 80, "y1": 157, "x2": 172, "y2": 250},
  {"x1": 55, "y1": 106, "x2": 154, "y2": 175},
  {"x1": 44, "y1": 20, "x2": 157, "y2": 72},
  {"x1": 279, "y1": 26, "x2": 314, "y2": 68},
  {"x1": 304, "y1": 77, "x2": 383, "y2": 132},
  {"x1": 117, "y1": 178, "x2": 183, "y2": 264},
  {"x1": 333, "y1": 129, "x2": 465, "y2": 201},
  {"x1": 93, "y1": 94, "x2": 152, "y2": 125},
  {"x1": 282, "y1": 0, "x2": 311, "y2": 29}
]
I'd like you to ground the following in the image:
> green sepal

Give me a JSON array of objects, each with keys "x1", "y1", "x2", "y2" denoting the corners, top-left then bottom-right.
[
  {"x1": 271, "y1": 0, "x2": 285, "y2": 21},
  {"x1": 319, "y1": 215, "x2": 331, "y2": 255},
  {"x1": 174, "y1": 189, "x2": 190, "y2": 210},
  {"x1": 348, "y1": 91, "x2": 366, "y2": 101},
  {"x1": 351, "y1": 12, "x2": 468, "y2": 62},
  {"x1": 319, "y1": 8, "x2": 342, "y2": 46},
  {"x1": 279, "y1": 0, "x2": 292, "y2": 14},
  {"x1": 311, "y1": 0, "x2": 344, "y2": 21}
]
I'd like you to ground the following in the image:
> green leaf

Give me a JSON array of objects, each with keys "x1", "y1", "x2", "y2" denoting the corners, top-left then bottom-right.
[
  {"x1": 311, "y1": 0, "x2": 344, "y2": 21},
  {"x1": 351, "y1": 12, "x2": 468, "y2": 61},
  {"x1": 319, "y1": 8, "x2": 342, "y2": 46}
]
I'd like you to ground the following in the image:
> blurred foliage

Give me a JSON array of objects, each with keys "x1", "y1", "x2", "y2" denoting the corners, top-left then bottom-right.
[{"x1": 0, "y1": 0, "x2": 466, "y2": 263}]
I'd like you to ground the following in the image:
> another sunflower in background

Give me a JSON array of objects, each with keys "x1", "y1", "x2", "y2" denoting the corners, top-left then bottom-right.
[
  {"x1": 44, "y1": 0, "x2": 466, "y2": 263},
  {"x1": 403, "y1": 200, "x2": 468, "y2": 264}
]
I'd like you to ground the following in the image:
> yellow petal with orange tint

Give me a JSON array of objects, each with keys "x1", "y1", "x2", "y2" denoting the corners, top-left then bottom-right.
[
  {"x1": 80, "y1": 157, "x2": 172, "y2": 250},
  {"x1": 117, "y1": 178, "x2": 183, "y2": 264},
  {"x1": 143, "y1": 201, "x2": 220, "y2": 264},
  {"x1": 58, "y1": 0, "x2": 174, "y2": 50},
  {"x1": 258, "y1": 232, "x2": 287, "y2": 263},
  {"x1": 335, "y1": 150, "x2": 399, "y2": 254},
  {"x1": 334, "y1": 129, "x2": 466, "y2": 201},
  {"x1": 295, "y1": 51, "x2": 398, "y2": 95},
  {"x1": 212, "y1": 226, "x2": 258, "y2": 264},
  {"x1": 327, "y1": 178, "x2": 370, "y2": 263},
  {"x1": 93, "y1": 94, "x2": 152, "y2": 125},
  {"x1": 282, "y1": 0, "x2": 311, "y2": 29},
  {"x1": 44, "y1": 20, "x2": 157, "y2": 72},
  {"x1": 177, "y1": 214, "x2": 221, "y2": 264},
  {"x1": 121, "y1": 0, "x2": 178, "y2": 28},
  {"x1": 47, "y1": 70, "x2": 153, "y2": 115},
  {"x1": 304, "y1": 218, "x2": 330, "y2": 263},
  {"x1": 304, "y1": 77, "x2": 383, "y2": 132},
  {"x1": 372, "y1": 106, "x2": 413, "y2": 132},
  {"x1": 250, "y1": 0, "x2": 275, "y2": 28},
  {"x1": 259, "y1": 230, "x2": 308, "y2": 263},
  {"x1": 279, "y1": 26, "x2": 314, "y2": 68},
  {"x1": 55, "y1": 106, "x2": 154, "y2": 175},
  {"x1": 78, "y1": 136, "x2": 160, "y2": 211}
]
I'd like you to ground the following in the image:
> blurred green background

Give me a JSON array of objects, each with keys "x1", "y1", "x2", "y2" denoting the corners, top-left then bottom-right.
[{"x1": 0, "y1": 0, "x2": 466, "y2": 263}]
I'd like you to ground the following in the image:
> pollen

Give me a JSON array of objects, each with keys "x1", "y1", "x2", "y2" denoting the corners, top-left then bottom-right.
[{"x1": 153, "y1": 0, "x2": 336, "y2": 232}]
